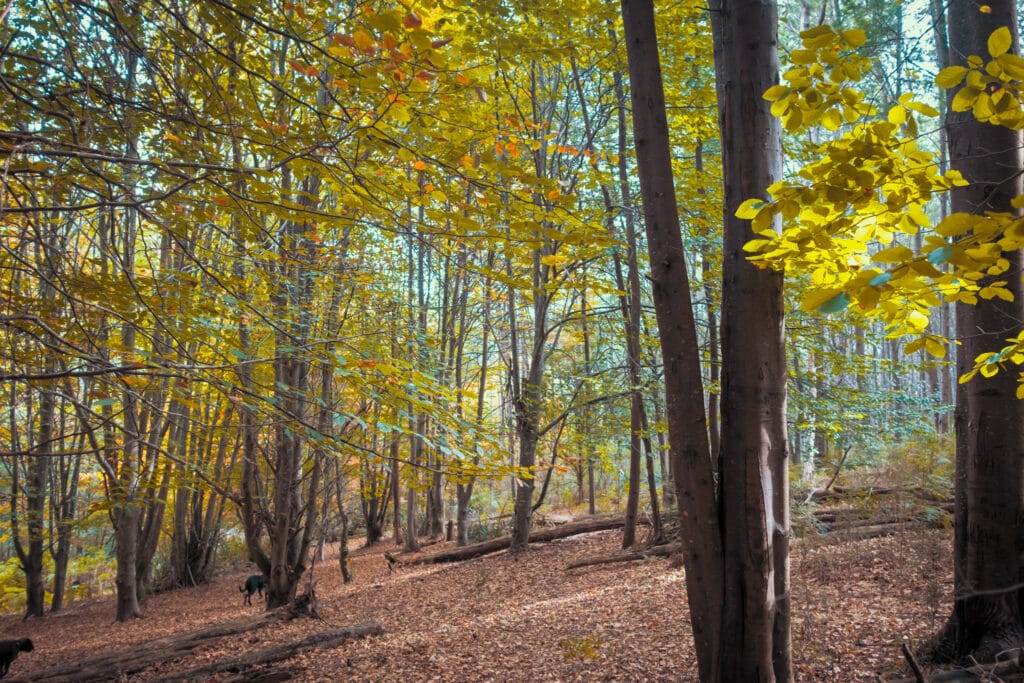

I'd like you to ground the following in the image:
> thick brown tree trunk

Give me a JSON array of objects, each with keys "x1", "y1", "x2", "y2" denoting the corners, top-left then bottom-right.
[
  {"x1": 710, "y1": 0, "x2": 792, "y2": 679},
  {"x1": 922, "y1": 0, "x2": 1024, "y2": 664}
]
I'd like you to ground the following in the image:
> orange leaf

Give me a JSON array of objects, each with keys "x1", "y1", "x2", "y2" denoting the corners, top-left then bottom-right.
[
  {"x1": 413, "y1": 160, "x2": 427, "y2": 171},
  {"x1": 402, "y1": 11, "x2": 422, "y2": 28}
]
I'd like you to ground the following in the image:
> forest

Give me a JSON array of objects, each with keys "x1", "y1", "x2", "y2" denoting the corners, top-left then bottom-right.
[{"x1": 0, "y1": 0, "x2": 1022, "y2": 680}]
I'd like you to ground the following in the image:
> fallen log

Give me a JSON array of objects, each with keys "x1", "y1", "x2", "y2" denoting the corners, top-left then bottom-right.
[
  {"x1": 159, "y1": 622, "x2": 384, "y2": 682},
  {"x1": 566, "y1": 543, "x2": 682, "y2": 570},
  {"x1": 16, "y1": 606, "x2": 379, "y2": 683},
  {"x1": 18, "y1": 613, "x2": 273, "y2": 683},
  {"x1": 809, "y1": 485, "x2": 951, "y2": 504},
  {"x1": 405, "y1": 513, "x2": 634, "y2": 565}
]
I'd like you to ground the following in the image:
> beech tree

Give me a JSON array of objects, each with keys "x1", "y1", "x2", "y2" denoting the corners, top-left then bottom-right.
[
  {"x1": 619, "y1": 0, "x2": 721, "y2": 678},
  {"x1": 924, "y1": 0, "x2": 1024, "y2": 663},
  {"x1": 621, "y1": 0, "x2": 791, "y2": 679},
  {"x1": 740, "y1": 0, "x2": 1024, "y2": 668}
]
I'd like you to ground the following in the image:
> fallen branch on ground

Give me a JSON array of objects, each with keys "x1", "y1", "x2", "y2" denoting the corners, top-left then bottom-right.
[
  {"x1": 887, "y1": 657, "x2": 1023, "y2": 682},
  {"x1": 566, "y1": 543, "x2": 682, "y2": 570},
  {"x1": 159, "y1": 622, "x2": 384, "y2": 682}
]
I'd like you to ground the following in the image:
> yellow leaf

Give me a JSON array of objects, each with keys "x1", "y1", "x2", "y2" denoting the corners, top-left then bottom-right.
[
  {"x1": 743, "y1": 238, "x2": 771, "y2": 253},
  {"x1": 841, "y1": 29, "x2": 867, "y2": 47},
  {"x1": 353, "y1": 30, "x2": 375, "y2": 52},
  {"x1": 988, "y1": 26, "x2": 1012, "y2": 58},
  {"x1": 821, "y1": 108, "x2": 843, "y2": 130},
  {"x1": 935, "y1": 65, "x2": 968, "y2": 89},
  {"x1": 924, "y1": 337, "x2": 947, "y2": 359},
  {"x1": 873, "y1": 245, "x2": 914, "y2": 263},
  {"x1": 736, "y1": 198, "x2": 767, "y2": 220},
  {"x1": 763, "y1": 85, "x2": 789, "y2": 102},
  {"x1": 997, "y1": 53, "x2": 1024, "y2": 80},
  {"x1": 979, "y1": 4, "x2": 992, "y2": 13},
  {"x1": 951, "y1": 87, "x2": 979, "y2": 112},
  {"x1": 904, "y1": 337, "x2": 926, "y2": 355}
]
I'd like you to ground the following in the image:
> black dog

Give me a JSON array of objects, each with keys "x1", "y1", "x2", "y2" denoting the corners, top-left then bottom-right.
[
  {"x1": 239, "y1": 574, "x2": 267, "y2": 606},
  {"x1": 0, "y1": 638, "x2": 33, "y2": 678}
]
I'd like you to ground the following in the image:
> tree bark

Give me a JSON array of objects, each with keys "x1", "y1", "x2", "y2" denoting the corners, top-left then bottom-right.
[
  {"x1": 710, "y1": 0, "x2": 792, "y2": 679},
  {"x1": 922, "y1": 0, "x2": 1024, "y2": 665},
  {"x1": 619, "y1": 1, "x2": 723, "y2": 678}
]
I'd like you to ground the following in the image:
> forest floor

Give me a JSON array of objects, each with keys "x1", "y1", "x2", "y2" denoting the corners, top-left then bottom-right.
[{"x1": 1, "y1": 518, "x2": 952, "y2": 682}]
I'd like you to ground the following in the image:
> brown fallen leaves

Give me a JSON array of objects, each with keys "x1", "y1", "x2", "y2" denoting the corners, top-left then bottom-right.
[{"x1": 0, "y1": 525, "x2": 950, "y2": 682}]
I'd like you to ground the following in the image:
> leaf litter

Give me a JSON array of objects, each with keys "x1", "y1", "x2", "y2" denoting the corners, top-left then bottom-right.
[{"x1": 0, "y1": 526, "x2": 950, "y2": 681}]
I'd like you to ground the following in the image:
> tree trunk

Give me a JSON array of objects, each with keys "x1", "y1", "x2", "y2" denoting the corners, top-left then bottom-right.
[
  {"x1": 619, "y1": 1, "x2": 723, "y2": 679},
  {"x1": 390, "y1": 436, "x2": 403, "y2": 546},
  {"x1": 22, "y1": 385, "x2": 51, "y2": 618},
  {"x1": 711, "y1": 0, "x2": 792, "y2": 679},
  {"x1": 112, "y1": 505, "x2": 143, "y2": 620},
  {"x1": 922, "y1": 0, "x2": 1024, "y2": 664},
  {"x1": 49, "y1": 420, "x2": 82, "y2": 612}
]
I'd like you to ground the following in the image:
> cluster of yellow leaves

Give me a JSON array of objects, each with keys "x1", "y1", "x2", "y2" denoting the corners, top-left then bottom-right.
[
  {"x1": 764, "y1": 25, "x2": 874, "y2": 132},
  {"x1": 742, "y1": 24, "x2": 1024, "y2": 393},
  {"x1": 936, "y1": 27, "x2": 1024, "y2": 130}
]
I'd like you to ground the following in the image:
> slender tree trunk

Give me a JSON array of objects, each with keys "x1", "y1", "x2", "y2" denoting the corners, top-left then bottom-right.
[
  {"x1": 620, "y1": 1, "x2": 723, "y2": 678},
  {"x1": 49, "y1": 417, "x2": 82, "y2": 612},
  {"x1": 696, "y1": 141, "x2": 721, "y2": 462},
  {"x1": 23, "y1": 386, "x2": 50, "y2": 618},
  {"x1": 390, "y1": 436, "x2": 403, "y2": 546}
]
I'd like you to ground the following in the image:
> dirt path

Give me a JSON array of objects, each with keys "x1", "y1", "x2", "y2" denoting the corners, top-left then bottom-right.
[{"x1": 0, "y1": 527, "x2": 951, "y2": 681}]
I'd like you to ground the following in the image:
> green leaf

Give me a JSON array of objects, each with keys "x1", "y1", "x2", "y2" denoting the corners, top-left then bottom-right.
[
  {"x1": 927, "y1": 245, "x2": 954, "y2": 265},
  {"x1": 869, "y1": 272, "x2": 893, "y2": 287},
  {"x1": 818, "y1": 291, "x2": 851, "y2": 313}
]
